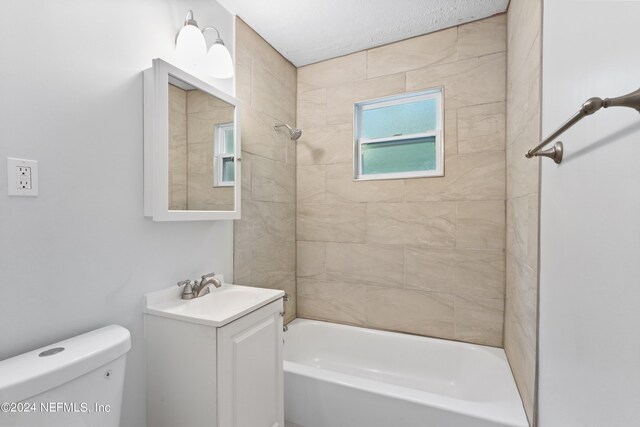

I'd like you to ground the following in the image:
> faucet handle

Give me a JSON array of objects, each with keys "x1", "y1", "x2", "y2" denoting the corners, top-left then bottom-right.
[
  {"x1": 177, "y1": 280, "x2": 195, "y2": 300},
  {"x1": 201, "y1": 272, "x2": 216, "y2": 279}
]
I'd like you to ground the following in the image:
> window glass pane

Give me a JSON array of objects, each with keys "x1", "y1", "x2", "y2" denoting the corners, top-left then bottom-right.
[
  {"x1": 222, "y1": 157, "x2": 234, "y2": 182},
  {"x1": 361, "y1": 98, "x2": 437, "y2": 139},
  {"x1": 224, "y1": 129, "x2": 234, "y2": 154},
  {"x1": 361, "y1": 136, "x2": 436, "y2": 175}
]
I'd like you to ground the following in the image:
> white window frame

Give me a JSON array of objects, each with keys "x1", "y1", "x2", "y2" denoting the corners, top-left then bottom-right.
[
  {"x1": 353, "y1": 88, "x2": 444, "y2": 181},
  {"x1": 214, "y1": 122, "x2": 235, "y2": 187}
]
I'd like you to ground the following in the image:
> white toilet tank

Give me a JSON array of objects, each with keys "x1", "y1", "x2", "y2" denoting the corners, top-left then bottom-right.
[{"x1": 0, "y1": 325, "x2": 131, "y2": 427}]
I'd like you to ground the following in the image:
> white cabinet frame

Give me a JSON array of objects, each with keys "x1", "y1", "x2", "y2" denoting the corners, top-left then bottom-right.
[{"x1": 143, "y1": 58, "x2": 241, "y2": 221}]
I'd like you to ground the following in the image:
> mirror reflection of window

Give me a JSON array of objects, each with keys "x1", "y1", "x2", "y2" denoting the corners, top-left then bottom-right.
[
  {"x1": 214, "y1": 123, "x2": 235, "y2": 187},
  {"x1": 167, "y1": 78, "x2": 236, "y2": 212}
]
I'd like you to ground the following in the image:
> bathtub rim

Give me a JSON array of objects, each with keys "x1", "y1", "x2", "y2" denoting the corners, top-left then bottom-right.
[{"x1": 284, "y1": 318, "x2": 529, "y2": 427}]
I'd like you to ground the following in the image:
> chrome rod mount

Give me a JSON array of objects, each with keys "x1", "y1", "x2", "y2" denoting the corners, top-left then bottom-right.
[
  {"x1": 534, "y1": 141, "x2": 563, "y2": 164},
  {"x1": 526, "y1": 88, "x2": 640, "y2": 163}
]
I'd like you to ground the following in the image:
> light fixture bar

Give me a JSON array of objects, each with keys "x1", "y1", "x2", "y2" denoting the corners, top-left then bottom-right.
[{"x1": 175, "y1": 11, "x2": 234, "y2": 79}]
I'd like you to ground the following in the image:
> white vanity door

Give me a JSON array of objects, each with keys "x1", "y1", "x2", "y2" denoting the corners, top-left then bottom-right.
[{"x1": 217, "y1": 299, "x2": 284, "y2": 427}]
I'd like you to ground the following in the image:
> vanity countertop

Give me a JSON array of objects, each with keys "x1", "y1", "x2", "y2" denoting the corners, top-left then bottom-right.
[{"x1": 144, "y1": 276, "x2": 284, "y2": 327}]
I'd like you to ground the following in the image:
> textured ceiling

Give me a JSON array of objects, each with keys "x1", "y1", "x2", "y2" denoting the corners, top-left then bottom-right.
[{"x1": 217, "y1": 0, "x2": 509, "y2": 66}]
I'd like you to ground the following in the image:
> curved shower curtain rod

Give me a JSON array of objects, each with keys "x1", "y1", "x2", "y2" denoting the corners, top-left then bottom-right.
[{"x1": 526, "y1": 87, "x2": 640, "y2": 164}]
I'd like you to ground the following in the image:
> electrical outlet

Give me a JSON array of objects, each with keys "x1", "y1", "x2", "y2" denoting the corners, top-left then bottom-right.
[
  {"x1": 7, "y1": 157, "x2": 38, "y2": 197},
  {"x1": 17, "y1": 166, "x2": 32, "y2": 189}
]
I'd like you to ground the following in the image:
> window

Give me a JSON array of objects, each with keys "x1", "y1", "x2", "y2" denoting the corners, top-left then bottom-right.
[
  {"x1": 354, "y1": 88, "x2": 444, "y2": 180},
  {"x1": 214, "y1": 122, "x2": 235, "y2": 187}
]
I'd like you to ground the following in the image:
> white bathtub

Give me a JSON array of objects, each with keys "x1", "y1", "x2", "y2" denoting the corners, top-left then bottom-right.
[{"x1": 283, "y1": 319, "x2": 528, "y2": 427}]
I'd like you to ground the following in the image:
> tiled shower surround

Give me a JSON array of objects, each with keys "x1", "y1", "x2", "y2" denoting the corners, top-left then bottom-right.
[
  {"x1": 505, "y1": 0, "x2": 542, "y2": 423},
  {"x1": 233, "y1": 18, "x2": 297, "y2": 323},
  {"x1": 296, "y1": 15, "x2": 507, "y2": 347},
  {"x1": 234, "y1": 12, "x2": 538, "y2": 424}
]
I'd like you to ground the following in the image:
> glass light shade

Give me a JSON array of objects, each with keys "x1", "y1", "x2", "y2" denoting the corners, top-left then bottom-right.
[
  {"x1": 176, "y1": 24, "x2": 207, "y2": 66},
  {"x1": 208, "y1": 42, "x2": 234, "y2": 79}
]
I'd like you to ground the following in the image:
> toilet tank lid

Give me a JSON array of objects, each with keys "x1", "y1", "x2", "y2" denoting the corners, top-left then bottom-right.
[{"x1": 0, "y1": 325, "x2": 131, "y2": 403}]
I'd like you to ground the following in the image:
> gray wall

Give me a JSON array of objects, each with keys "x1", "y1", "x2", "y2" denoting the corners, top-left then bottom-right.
[
  {"x1": 0, "y1": 1, "x2": 234, "y2": 426},
  {"x1": 539, "y1": 0, "x2": 640, "y2": 425}
]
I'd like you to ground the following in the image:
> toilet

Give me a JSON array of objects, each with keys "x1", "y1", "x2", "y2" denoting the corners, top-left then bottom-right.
[{"x1": 0, "y1": 325, "x2": 131, "y2": 427}]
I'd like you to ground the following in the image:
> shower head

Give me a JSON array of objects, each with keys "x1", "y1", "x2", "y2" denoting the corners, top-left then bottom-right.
[
  {"x1": 290, "y1": 127, "x2": 303, "y2": 141},
  {"x1": 274, "y1": 123, "x2": 303, "y2": 141}
]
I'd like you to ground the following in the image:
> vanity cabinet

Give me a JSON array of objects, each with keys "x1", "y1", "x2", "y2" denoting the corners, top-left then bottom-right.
[
  {"x1": 145, "y1": 296, "x2": 284, "y2": 427},
  {"x1": 218, "y1": 301, "x2": 284, "y2": 427}
]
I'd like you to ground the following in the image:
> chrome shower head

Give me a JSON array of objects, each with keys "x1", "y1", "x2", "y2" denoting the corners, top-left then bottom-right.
[
  {"x1": 290, "y1": 127, "x2": 303, "y2": 140},
  {"x1": 274, "y1": 123, "x2": 303, "y2": 141}
]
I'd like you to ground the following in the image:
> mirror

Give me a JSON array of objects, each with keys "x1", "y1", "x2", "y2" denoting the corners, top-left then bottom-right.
[
  {"x1": 168, "y1": 76, "x2": 235, "y2": 211},
  {"x1": 144, "y1": 59, "x2": 241, "y2": 221}
]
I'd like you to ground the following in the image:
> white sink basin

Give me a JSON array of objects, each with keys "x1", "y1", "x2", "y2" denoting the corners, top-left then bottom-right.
[{"x1": 144, "y1": 276, "x2": 284, "y2": 327}]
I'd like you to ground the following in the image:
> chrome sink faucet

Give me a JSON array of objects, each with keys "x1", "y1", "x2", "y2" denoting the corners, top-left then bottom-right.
[{"x1": 177, "y1": 273, "x2": 222, "y2": 300}]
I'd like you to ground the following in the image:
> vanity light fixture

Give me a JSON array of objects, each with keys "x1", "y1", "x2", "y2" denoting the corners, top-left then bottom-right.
[
  {"x1": 175, "y1": 10, "x2": 234, "y2": 79},
  {"x1": 175, "y1": 10, "x2": 207, "y2": 66},
  {"x1": 203, "y1": 27, "x2": 234, "y2": 79}
]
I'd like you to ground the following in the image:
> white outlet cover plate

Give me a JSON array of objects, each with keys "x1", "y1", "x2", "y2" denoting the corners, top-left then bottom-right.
[{"x1": 7, "y1": 157, "x2": 38, "y2": 197}]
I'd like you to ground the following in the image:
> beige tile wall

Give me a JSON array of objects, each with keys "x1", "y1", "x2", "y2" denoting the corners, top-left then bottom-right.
[
  {"x1": 234, "y1": 18, "x2": 297, "y2": 322},
  {"x1": 505, "y1": 0, "x2": 541, "y2": 424},
  {"x1": 296, "y1": 14, "x2": 507, "y2": 347},
  {"x1": 168, "y1": 84, "x2": 187, "y2": 210}
]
